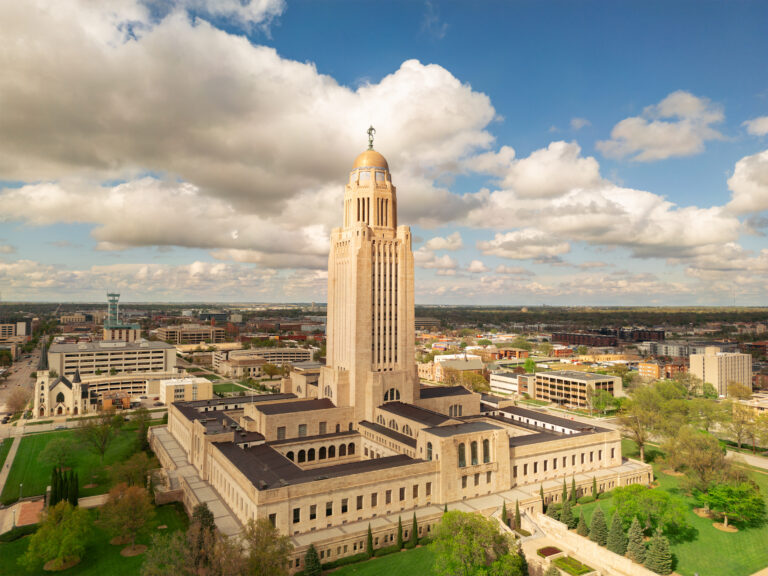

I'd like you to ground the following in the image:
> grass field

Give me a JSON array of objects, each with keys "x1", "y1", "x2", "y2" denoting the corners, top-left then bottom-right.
[
  {"x1": 0, "y1": 503, "x2": 188, "y2": 576},
  {"x1": 203, "y1": 374, "x2": 222, "y2": 381},
  {"x1": 0, "y1": 423, "x2": 154, "y2": 505},
  {"x1": 332, "y1": 546, "x2": 435, "y2": 576},
  {"x1": 573, "y1": 438, "x2": 768, "y2": 576},
  {"x1": 0, "y1": 438, "x2": 12, "y2": 470},
  {"x1": 213, "y1": 382, "x2": 245, "y2": 394}
]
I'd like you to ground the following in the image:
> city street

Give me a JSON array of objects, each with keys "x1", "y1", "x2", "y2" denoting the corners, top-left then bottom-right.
[{"x1": 0, "y1": 349, "x2": 38, "y2": 414}]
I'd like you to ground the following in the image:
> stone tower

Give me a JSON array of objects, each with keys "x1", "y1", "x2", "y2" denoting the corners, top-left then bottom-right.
[{"x1": 320, "y1": 136, "x2": 417, "y2": 422}]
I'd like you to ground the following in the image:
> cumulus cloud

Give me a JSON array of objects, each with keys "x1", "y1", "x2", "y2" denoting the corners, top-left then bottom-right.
[
  {"x1": 744, "y1": 117, "x2": 768, "y2": 137},
  {"x1": 466, "y1": 260, "x2": 489, "y2": 273},
  {"x1": 726, "y1": 149, "x2": 768, "y2": 214},
  {"x1": 419, "y1": 254, "x2": 458, "y2": 270},
  {"x1": 478, "y1": 229, "x2": 570, "y2": 260},
  {"x1": 597, "y1": 91, "x2": 724, "y2": 161},
  {"x1": 423, "y1": 232, "x2": 463, "y2": 251},
  {"x1": 570, "y1": 117, "x2": 591, "y2": 131},
  {"x1": 495, "y1": 265, "x2": 533, "y2": 275}
]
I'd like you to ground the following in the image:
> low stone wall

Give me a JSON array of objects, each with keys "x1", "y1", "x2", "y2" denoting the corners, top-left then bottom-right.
[{"x1": 534, "y1": 512, "x2": 657, "y2": 576}]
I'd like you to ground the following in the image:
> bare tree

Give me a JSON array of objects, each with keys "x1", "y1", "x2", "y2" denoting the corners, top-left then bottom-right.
[
  {"x1": 77, "y1": 410, "x2": 122, "y2": 462},
  {"x1": 6, "y1": 387, "x2": 31, "y2": 413}
]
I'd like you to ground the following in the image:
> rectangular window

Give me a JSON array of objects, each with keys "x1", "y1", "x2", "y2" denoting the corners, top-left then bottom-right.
[
  {"x1": 553, "y1": 458, "x2": 557, "y2": 470},
  {"x1": 611, "y1": 448, "x2": 615, "y2": 459},
  {"x1": 319, "y1": 421, "x2": 327, "y2": 435},
  {"x1": 543, "y1": 460, "x2": 548, "y2": 472},
  {"x1": 523, "y1": 463, "x2": 528, "y2": 475},
  {"x1": 486, "y1": 471, "x2": 492, "y2": 483},
  {"x1": 581, "y1": 453, "x2": 585, "y2": 464},
  {"x1": 326, "y1": 502, "x2": 333, "y2": 517},
  {"x1": 298, "y1": 424, "x2": 307, "y2": 437},
  {"x1": 474, "y1": 473, "x2": 479, "y2": 486},
  {"x1": 386, "y1": 490, "x2": 392, "y2": 505},
  {"x1": 413, "y1": 485, "x2": 418, "y2": 499},
  {"x1": 599, "y1": 450, "x2": 603, "y2": 460},
  {"x1": 371, "y1": 493, "x2": 378, "y2": 507},
  {"x1": 310, "y1": 505, "x2": 317, "y2": 520},
  {"x1": 563, "y1": 456, "x2": 567, "y2": 467},
  {"x1": 269, "y1": 513, "x2": 276, "y2": 526},
  {"x1": 513, "y1": 465, "x2": 518, "y2": 478},
  {"x1": 461, "y1": 476, "x2": 467, "y2": 489},
  {"x1": 399, "y1": 487, "x2": 405, "y2": 501},
  {"x1": 293, "y1": 508, "x2": 300, "y2": 524},
  {"x1": 426, "y1": 482, "x2": 432, "y2": 497},
  {"x1": 277, "y1": 426, "x2": 286, "y2": 440},
  {"x1": 590, "y1": 451, "x2": 594, "y2": 462},
  {"x1": 341, "y1": 499, "x2": 348, "y2": 514},
  {"x1": 357, "y1": 495, "x2": 363, "y2": 510},
  {"x1": 572, "y1": 455, "x2": 576, "y2": 466}
]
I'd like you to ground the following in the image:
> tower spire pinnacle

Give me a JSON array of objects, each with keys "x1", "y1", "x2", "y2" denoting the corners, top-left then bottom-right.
[{"x1": 367, "y1": 125, "x2": 376, "y2": 150}]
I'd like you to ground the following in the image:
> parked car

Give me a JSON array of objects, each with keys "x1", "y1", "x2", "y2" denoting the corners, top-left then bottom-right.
[{"x1": 153, "y1": 401, "x2": 164, "y2": 406}]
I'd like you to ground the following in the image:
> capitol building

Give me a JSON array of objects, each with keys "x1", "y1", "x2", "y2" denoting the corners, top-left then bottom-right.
[{"x1": 151, "y1": 138, "x2": 652, "y2": 572}]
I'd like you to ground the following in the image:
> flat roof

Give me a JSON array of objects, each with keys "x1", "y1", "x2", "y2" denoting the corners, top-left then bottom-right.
[
  {"x1": 536, "y1": 370, "x2": 616, "y2": 381},
  {"x1": 378, "y1": 402, "x2": 452, "y2": 426},
  {"x1": 180, "y1": 393, "x2": 295, "y2": 410},
  {"x1": 50, "y1": 340, "x2": 175, "y2": 353},
  {"x1": 425, "y1": 421, "x2": 501, "y2": 438},
  {"x1": 216, "y1": 443, "x2": 418, "y2": 490},
  {"x1": 419, "y1": 385, "x2": 472, "y2": 399},
  {"x1": 254, "y1": 398, "x2": 335, "y2": 415},
  {"x1": 500, "y1": 406, "x2": 607, "y2": 433}
]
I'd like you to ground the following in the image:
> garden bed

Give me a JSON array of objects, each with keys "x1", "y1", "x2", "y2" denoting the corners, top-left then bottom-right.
[
  {"x1": 537, "y1": 546, "x2": 562, "y2": 558},
  {"x1": 553, "y1": 556, "x2": 594, "y2": 575}
]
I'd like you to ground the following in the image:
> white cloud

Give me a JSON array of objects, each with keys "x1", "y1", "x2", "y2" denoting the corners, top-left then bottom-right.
[
  {"x1": 494, "y1": 265, "x2": 532, "y2": 275},
  {"x1": 0, "y1": 245, "x2": 15, "y2": 254},
  {"x1": 478, "y1": 229, "x2": 570, "y2": 260},
  {"x1": 597, "y1": 91, "x2": 724, "y2": 161},
  {"x1": 424, "y1": 232, "x2": 463, "y2": 251},
  {"x1": 743, "y1": 117, "x2": 768, "y2": 137},
  {"x1": 466, "y1": 260, "x2": 489, "y2": 273},
  {"x1": 726, "y1": 149, "x2": 768, "y2": 214},
  {"x1": 420, "y1": 254, "x2": 458, "y2": 270},
  {"x1": 570, "y1": 117, "x2": 591, "y2": 131}
]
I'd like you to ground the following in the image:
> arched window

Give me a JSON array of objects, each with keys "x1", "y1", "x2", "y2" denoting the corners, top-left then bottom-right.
[
  {"x1": 286, "y1": 451, "x2": 294, "y2": 461},
  {"x1": 458, "y1": 443, "x2": 466, "y2": 468},
  {"x1": 377, "y1": 415, "x2": 385, "y2": 425},
  {"x1": 471, "y1": 441, "x2": 478, "y2": 466},
  {"x1": 339, "y1": 444, "x2": 347, "y2": 457},
  {"x1": 328, "y1": 445, "x2": 336, "y2": 458},
  {"x1": 308, "y1": 448, "x2": 315, "y2": 461},
  {"x1": 298, "y1": 450, "x2": 306, "y2": 463},
  {"x1": 319, "y1": 446, "x2": 327, "y2": 459},
  {"x1": 40, "y1": 385, "x2": 44, "y2": 391},
  {"x1": 388, "y1": 419, "x2": 399, "y2": 432},
  {"x1": 427, "y1": 442, "x2": 433, "y2": 461},
  {"x1": 56, "y1": 392, "x2": 65, "y2": 404},
  {"x1": 402, "y1": 424, "x2": 412, "y2": 437},
  {"x1": 383, "y1": 388, "x2": 401, "y2": 402},
  {"x1": 348, "y1": 442, "x2": 355, "y2": 455},
  {"x1": 483, "y1": 439, "x2": 490, "y2": 463},
  {"x1": 449, "y1": 404, "x2": 462, "y2": 417}
]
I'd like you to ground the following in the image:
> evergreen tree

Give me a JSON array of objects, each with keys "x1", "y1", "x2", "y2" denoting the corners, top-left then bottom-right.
[
  {"x1": 607, "y1": 512, "x2": 628, "y2": 556},
  {"x1": 560, "y1": 499, "x2": 576, "y2": 529},
  {"x1": 444, "y1": 503, "x2": 448, "y2": 514},
  {"x1": 517, "y1": 542, "x2": 529, "y2": 576},
  {"x1": 544, "y1": 567, "x2": 561, "y2": 576},
  {"x1": 589, "y1": 506, "x2": 608, "y2": 546},
  {"x1": 67, "y1": 470, "x2": 77, "y2": 507},
  {"x1": 562, "y1": 479, "x2": 568, "y2": 505},
  {"x1": 396, "y1": 516, "x2": 403, "y2": 549},
  {"x1": 366, "y1": 524, "x2": 373, "y2": 558},
  {"x1": 593, "y1": 476, "x2": 598, "y2": 499},
  {"x1": 644, "y1": 530, "x2": 673, "y2": 575},
  {"x1": 502, "y1": 502, "x2": 508, "y2": 526},
  {"x1": 304, "y1": 544, "x2": 321, "y2": 576},
  {"x1": 515, "y1": 500, "x2": 521, "y2": 531},
  {"x1": 570, "y1": 477, "x2": 578, "y2": 504},
  {"x1": 50, "y1": 468, "x2": 58, "y2": 507},
  {"x1": 546, "y1": 502, "x2": 560, "y2": 519},
  {"x1": 60, "y1": 468, "x2": 68, "y2": 504},
  {"x1": 626, "y1": 517, "x2": 646, "y2": 564},
  {"x1": 411, "y1": 513, "x2": 418, "y2": 546},
  {"x1": 576, "y1": 510, "x2": 589, "y2": 536}
]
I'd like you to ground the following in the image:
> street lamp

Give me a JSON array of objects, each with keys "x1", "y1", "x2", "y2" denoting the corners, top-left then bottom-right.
[{"x1": 19, "y1": 482, "x2": 22, "y2": 500}]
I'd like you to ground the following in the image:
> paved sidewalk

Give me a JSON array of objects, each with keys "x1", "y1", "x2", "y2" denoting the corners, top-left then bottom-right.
[
  {"x1": 0, "y1": 436, "x2": 21, "y2": 496},
  {"x1": 726, "y1": 449, "x2": 768, "y2": 471}
]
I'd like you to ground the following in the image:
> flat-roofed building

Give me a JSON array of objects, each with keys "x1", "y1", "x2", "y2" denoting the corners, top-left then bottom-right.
[
  {"x1": 690, "y1": 347, "x2": 752, "y2": 397},
  {"x1": 529, "y1": 370, "x2": 622, "y2": 408},
  {"x1": 213, "y1": 347, "x2": 312, "y2": 371},
  {"x1": 48, "y1": 340, "x2": 176, "y2": 377},
  {"x1": 60, "y1": 313, "x2": 87, "y2": 324},
  {"x1": 159, "y1": 377, "x2": 213, "y2": 404},
  {"x1": 157, "y1": 324, "x2": 225, "y2": 344},
  {"x1": 490, "y1": 371, "x2": 520, "y2": 396}
]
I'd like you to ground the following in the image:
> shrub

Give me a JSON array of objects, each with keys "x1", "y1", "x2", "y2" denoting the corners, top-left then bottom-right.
[
  {"x1": 373, "y1": 544, "x2": 401, "y2": 557},
  {"x1": 320, "y1": 552, "x2": 368, "y2": 570},
  {"x1": 577, "y1": 495, "x2": 596, "y2": 504},
  {"x1": 553, "y1": 555, "x2": 594, "y2": 575},
  {"x1": 0, "y1": 523, "x2": 38, "y2": 542}
]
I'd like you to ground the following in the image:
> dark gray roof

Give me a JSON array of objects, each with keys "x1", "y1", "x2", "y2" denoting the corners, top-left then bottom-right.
[
  {"x1": 359, "y1": 420, "x2": 417, "y2": 448},
  {"x1": 500, "y1": 406, "x2": 596, "y2": 431},
  {"x1": 508, "y1": 432, "x2": 560, "y2": 447},
  {"x1": 269, "y1": 430, "x2": 357, "y2": 446},
  {"x1": 215, "y1": 443, "x2": 417, "y2": 490},
  {"x1": 419, "y1": 385, "x2": 471, "y2": 399},
  {"x1": 254, "y1": 398, "x2": 336, "y2": 415},
  {"x1": 49, "y1": 376, "x2": 72, "y2": 390},
  {"x1": 378, "y1": 402, "x2": 452, "y2": 426},
  {"x1": 72, "y1": 369, "x2": 81, "y2": 384},
  {"x1": 424, "y1": 420, "x2": 501, "y2": 438},
  {"x1": 181, "y1": 393, "x2": 296, "y2": 410}
]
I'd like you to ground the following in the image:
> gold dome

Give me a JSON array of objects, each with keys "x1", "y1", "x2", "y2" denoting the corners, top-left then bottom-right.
[{"x1": 353, "y1": 149, "x2": 388, "y2": 170}]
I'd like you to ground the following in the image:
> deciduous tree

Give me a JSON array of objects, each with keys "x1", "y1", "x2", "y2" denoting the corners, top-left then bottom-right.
[
  {"x1": 432, "y1": 511, "x2": 512, "y2": 576},
  {"x1": 20, "y1": 501, "x2": 90, "y2": 571},
  {"x1": 612, "y1": 484, "x2": 688, "y2": 535},
  {"x1": 618, "y1": 387, "x2": 660, "y2": 462},
  {"x1": 111, "y1": 451, "x2": 152, "y2": 487},
  {"x1": 39, "y1": 437, "x2": 75, "y2": 470},
  {"x1": 101, "y1": 483, "x2": 155, "y2": 552},
  {"x1": 77, "y1": 409, "x2": 122, "y2": 462},
  {"x1": 701, "y1": 482, "x2": 767, "y2": 528},
  {"x1": 6, "y1": 386, "x2": 31, "y2": 414},
  {"x1": 243, "y1": 517, "x2": 293, "y2": 576}
]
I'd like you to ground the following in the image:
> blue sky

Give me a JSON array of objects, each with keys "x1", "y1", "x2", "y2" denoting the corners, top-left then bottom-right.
[{"x1": 1, "y1": 0, "x2": 767, "y2": 304}]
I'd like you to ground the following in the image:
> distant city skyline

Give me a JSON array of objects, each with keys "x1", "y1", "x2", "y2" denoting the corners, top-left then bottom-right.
[{"x1": 1, "y1": 1, "x2": 767, "y2": 305}]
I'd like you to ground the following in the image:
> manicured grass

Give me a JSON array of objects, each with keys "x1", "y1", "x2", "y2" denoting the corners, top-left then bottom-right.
[
  {"x1": 0, "y1": 423, "x2": 153, "y2": 504},
  {"x1": 0, "y1": 438, "x2": 13, "y2": 470},
  {"x1": 332, "y1": 545, "x2": 435, "y2": 575},
  {"x1": 580, "y1": 438, "x2": 768, "y2": 576},
  {"x1": 0, "y1": 503, "x2": 188, "y2": 576},
  {"x1": 203, "y1": 374, "x2": 221, "y2": 381},
  {"x1": 213, "y1": 382, "x2": 244, "y2": 394}
]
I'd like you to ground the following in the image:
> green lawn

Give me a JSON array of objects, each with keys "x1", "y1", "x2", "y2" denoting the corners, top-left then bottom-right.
[
  {"x1": 575, "y1": 438, "x2": 768, "y2": 576},
  {"x1": 0, "y1": 503, "x2": 188, "y2": 576},
  {"x1": 332, "y1": 546, "x2": 435, "y2": 576},
  {"x1": 213, "y1": 382, "x2": 244, "y2": 394},
  {"x1": 0, "y1": 438, "x2": 13, "y2": 470},
  {"x1": 203, "y1": 374, "x2": 221, "y2": 381},
  {"x1": 0, "y1": 423, "x2": 154, "y2": 505}
]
